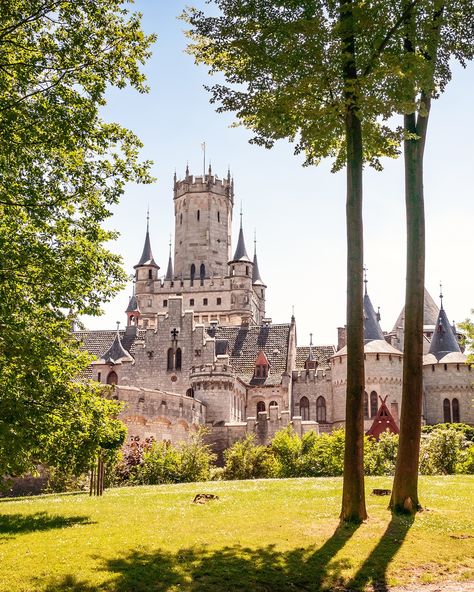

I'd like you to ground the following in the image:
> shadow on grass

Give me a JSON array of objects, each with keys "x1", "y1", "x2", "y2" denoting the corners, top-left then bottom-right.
[
  {"x1": 44, "y1": 522, "x2": 361, "y2": 591},
  {"x1": 0, "y1": 512, "x2": 93, "y2": 538}
]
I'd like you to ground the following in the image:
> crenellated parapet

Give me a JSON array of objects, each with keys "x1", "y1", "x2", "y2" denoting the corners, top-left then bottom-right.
[
  {"x1": 174, "y1": 173, "x2": 234, "y2": 203},
  {"x1": 292, "y1": 368, "x2": 330, "y2": 383}
]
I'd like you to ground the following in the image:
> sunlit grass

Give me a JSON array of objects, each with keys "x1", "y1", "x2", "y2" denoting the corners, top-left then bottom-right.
[{"x1": 0, "y1": 476, "x2": 472, "y2": 591}]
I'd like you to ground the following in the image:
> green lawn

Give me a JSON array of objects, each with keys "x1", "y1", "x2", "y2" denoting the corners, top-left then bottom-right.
[{"x1": 0, "y1": 476, "x2": 473, "y2": 591}]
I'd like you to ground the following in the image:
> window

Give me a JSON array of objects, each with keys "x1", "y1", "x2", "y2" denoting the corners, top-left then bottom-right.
[
  {"x1": 256, "y1": 401, "x2": 266, "y2": 414},
  {"x1": 148, "y1": 269, "x2": 152, "y2": 279},
  {"x1": 190, "y1": 264, "x2": 195, "y2": 283},
  {"x1": 443, "y1": 398, "x2": 451, "y2": 423},
  {"x1": 370, "y1": 391, "x2": 378, "y2": 418},
  {"x1": 138, "y1": 397, "x2": 145, "y2": 404},
  {"x1": 217, "y1": 211, "x2": 220, "y2": 222},
  {"x1": 452, "y1": 398, "x2": 460, "y2": 423},
  {"x1": 107, "y1": 371, "x2": 118, "y2": 385},
  {"x1": 148, "y1": 299, "x2": 152, "y2": 307},
  {"x1": 254, "y1": 351, "x2": 269, "y2": 378},
  {"x1": 190, "y1": 298, "x2": 195, "y2": 306},
  {"x1": 180, "y1": 213, "x2": 182, "y2": 225},
  {"x1": 364, "y1": 392, "x2": 369, "y2": 419},
  {"x1": 175, "y1": 348, "x2": 182, "y2": 370},
  {"x1": 246, "y1": 265, "x2": 249, "y2": 276},
  {"x1": 163, "y1": 300, "x2": 168, "y2": 307},
  {"x1": 376, "y1": 353, "x2": 380, "y2": 361},
  {"x1": 217, "y1": 297, "x2": 222, "y2": 305},
  {"x1": 167, "y1": 348, "x2": 174, "y2": 371},
  {"x1": 203, "y1": 298, "x2": 208, "y2": 305},
  {"x1": 300, "y1": 396, "x2": 310, "y2": 420},
  {"x1": 316, "y1": 396, "x2": 327, "y2": 422},
  {"x1": 269, "y1": 400, "x2": 278, "y2": 407},
  {"x1": 197, "y1": 209, "x2": 200, "y2": 221},
  {"x1": 97, "y1": 372, "x2": 101, "y2": 382},
  {"x1": 200, "y1": 263, "x2": 205, "y2": 283}
]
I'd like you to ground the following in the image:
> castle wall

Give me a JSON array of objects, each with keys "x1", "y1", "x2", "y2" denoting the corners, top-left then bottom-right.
[
  {"x1": 113, "y1": 385, "x2": 206, "y2": 443},
  {"x1": 292, "y1": 368, "x2": 333, "y2": 423},
  {"x1": 423, "y1": 362, "x2": 474, "y2": 425}
]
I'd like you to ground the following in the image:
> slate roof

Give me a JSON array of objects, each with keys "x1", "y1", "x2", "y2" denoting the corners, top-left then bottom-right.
[
  {"x1": 74, "y1": 328, "x2": 145, "y2": 359},
  {"x1": 364, "y1": 292, "x2": 385, "y2": 342},
  {"x1": 252, "y1": 250, "x2": 265, "y2": 286},
  {"x1": 428, "y1": 305, "x2": 462, "y2": 361},
  {"x1": 392, "y1": 288, "x2": 439, "y2": 331},
  {"x1": 231, "y1": 226, "x2": 251, "y2": 262},
  {"x1": 125, "y1": 294, "x2": 139, "y2": 313},
  {"x1": 296, "y1": 345, "x2": 336, "y2": 369},
  {"x1": 135, "y1": 224, "x2": 159, "y2": 268},
  {"x1": 210, "y1": 323, "x2": 292, "y2": 385}
]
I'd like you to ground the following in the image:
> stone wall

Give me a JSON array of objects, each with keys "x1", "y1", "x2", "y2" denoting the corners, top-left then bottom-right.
[{"x1": 423, "y1": 362, "x2": 474, "y2": 425}]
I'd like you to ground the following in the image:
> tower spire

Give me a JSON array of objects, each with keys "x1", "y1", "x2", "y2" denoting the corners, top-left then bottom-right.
[
  {"x1": 231, "y1": 206, "x2": 250, "y2": 262},
  {"x1": 364, "y1": 265, "x2": 368, "y2": 295},
  {"x1": 134, "y1": 211, "x2": 159, "y2": 269},
  {"x1": 252, "y1": 229, "x2": 265, "y2": 285},
  {"x1": 439, "y1": 281, "x2": 444, "y2": 310},
  {"x1": 165, "y1": 235, "x2": 173, "y2": 281}
]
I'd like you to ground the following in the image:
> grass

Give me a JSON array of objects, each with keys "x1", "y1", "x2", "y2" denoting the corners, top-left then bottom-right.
[{"x1": 0, "y1": 476, "x2": 473, "y2": 591}]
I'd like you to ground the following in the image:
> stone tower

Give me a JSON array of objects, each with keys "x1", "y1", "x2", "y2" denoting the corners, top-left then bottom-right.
[{"x1": 173, "y1": 166, "x2": 233, "y2": 281}]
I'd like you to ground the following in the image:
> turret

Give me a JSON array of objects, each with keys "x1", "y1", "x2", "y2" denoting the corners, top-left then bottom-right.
[
  {"x1": 363, "y1": 272, "x2": 384, "y2": 343},
  {"x1": 165, "y1": 237, "x2": 174, "y2": 281},
  {"x1": 134, "y1": 212, "x2": 160, "y2": 284},
  {"x1": 125, "y1": 288, "x2": 140, "y2": 327},
  {"x1": 229, "y1": 210, "x2": 253, "y2": 280},
  {"x1": 428, "y1": 288, "x2": 462, "y2": 361}
]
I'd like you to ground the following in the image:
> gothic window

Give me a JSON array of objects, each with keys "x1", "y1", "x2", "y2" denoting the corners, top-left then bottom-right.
[
  {"x1": 316, "y1": 396, "x2": 327, "y2": 422},
  {"x1": 370, "y1": 391, "x2": 378, "y2": 418},
  {"x1": 300, "y1": 396, "x2": 310, "y2": 421},
  {"x1": 256, "y1": 401, "x2": 266, "y2": 414},
  {"x1": 186, "y1": 388, "x2": 194, "y2": 398},
  {"x1": 106, "y1": 371, "x2": 118, "y2": 385},
  {"x1": 443, "y1": 398, "x2": 451, "y2": 423},
  {"x1": 364, "y1": 392, "x2": 369, "y2": 419},
  {"x1": 190, "y1": 264, "x2": 195, "y2": 283},
  {"x1": 452, "y1": 398, "x2": 460, "y2": 423},
  {"x1": 197, "y1": 209, "x2": 200, "y2": 221},
  {"x1": 200, "y1": 263, "x2": 205, "y2": 282},
  {"x1": 175, "y1": 348, "x2": 182, "y2": 371},
  {"x1": 269, "y1": 400, "x2": 278, "y2": 407},
  {"x1": 167, "y1": 348, "x2": 174, "y2": 371}
]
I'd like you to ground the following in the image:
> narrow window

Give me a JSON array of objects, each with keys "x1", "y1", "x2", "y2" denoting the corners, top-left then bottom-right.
[
  {"x1": 97, "y1": 372, "x2": 102, "y2": 382},
  {"x1": 197, "y1": 209, "x2": 200, "y2": 221},
  {"x1": 107, "y1": 371, "x2": 118, "y2": 385},
  {"x1": 443, "y1": 398, "x2": 451, "y2": 423},
  {"x1": 452, "y1": 398, "x2": 460, "y2": 423},
  {"x1": 256, "y1": 401, "x2": 266, "y2": 414},
  {"x1": 148, "y1": 269, "x2": 152, "y2": 280},
  {"x1": 186, "y1": 388, "x2": 194, "y2": 398},
  {"x1": 200, "y1": 263, "x2": 205, "y2": 283},
  {"x1": 167, "y1": 348, "x2": 174, "y2": 371},
  {"x1": 364, "y1": 392, "x2": 369, "y2": 419},
  {"x1": 190, "y1": 264, "x2": 195, "y2": 284},
  {"x1": 269, "y1": 400, "x2": 278, "y2": 408},
  {"x1": 180, "y1": 213, "x2": 182, "y2": 225},
  {"x1": 190, "y1": 298, "x2": 195, "y2": 306},
  {"x1": 246, "y1": 265, "x2": 249, "y2": 276},
  {"x1": 300, "y1": 396, "x2": 310, "y2": 421},
  {"x1": 370, "y1": 391, "x2": 378, "y2": 418},
  {"x1": 163, "y1": 299, "x2": 168, "y2": 307},
  {"x1": 217, "y1": 297, "x2": 222, "y2": 305},
  {"x1": 316, "y1": 396, "x2": 327, "y2": 422},
  {"x1": 175, "y1": 348, "x2": 182, "y2": 370},
  {"x1": 217, "y1": 211, "x2": 220, "y2": 222},
  {"x1": 203, "y1": 298, "x2": 208, "y2": 305},
  {"x1": 376, "y1": 353, "x2": 380, "y2": 361}
]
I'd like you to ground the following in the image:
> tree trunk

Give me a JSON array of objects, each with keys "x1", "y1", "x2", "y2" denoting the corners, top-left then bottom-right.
[
  {"x1": 340, "y1": 0, "x2": 367, "y2": 523},
  {"x1": 390, "y1": 110, "x2": 426, "y2": 513}
]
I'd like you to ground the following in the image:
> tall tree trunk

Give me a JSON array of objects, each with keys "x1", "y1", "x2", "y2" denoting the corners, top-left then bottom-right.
[
  {"x1": 390, "y1": 109, "x2": 428, "y2": 513},
  {"x1": 340, "y1": 0, "x2": 367, "y2": 523}
]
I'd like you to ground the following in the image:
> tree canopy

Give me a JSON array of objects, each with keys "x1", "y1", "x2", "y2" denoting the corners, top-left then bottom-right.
[{"x1": 0, "y1": 0, "x2": 155, "y2": 477}]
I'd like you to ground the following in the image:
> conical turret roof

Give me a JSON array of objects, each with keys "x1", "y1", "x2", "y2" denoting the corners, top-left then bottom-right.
[
  {"x1": 392, "y1": 288, "x2": 439, "y2": 331},
  {"x1": 134, "y1": 216, "x2": 159, "y2": 269},
  {"x1": 364, "y1": 289, "x2": 385, "y2": 343},
  {"x1": 125, "y1": 294, "x2": 139, "y2": 313},
  {"x1": 429, "y1": 302, "x2": 461, "y2": 361},
  {"x1": 165, "y1": 240, "x2": 173, "y2": 280},
  {"x1": 232, "y1": 225, "x2": 250, "y2": 262},
  {"x1": 101, "y1": 327, "x2": 133, "y2": 364},
  {"x1": 252, "y1": 239, "x2": 265, "y2": 286}
]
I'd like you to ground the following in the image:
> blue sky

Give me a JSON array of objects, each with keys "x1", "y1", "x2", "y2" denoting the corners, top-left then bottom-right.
[{"x1": 86, "y1": 1, "x2": 474, "y2": 345}]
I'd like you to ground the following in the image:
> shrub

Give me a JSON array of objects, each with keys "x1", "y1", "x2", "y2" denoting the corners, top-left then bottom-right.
[
  {"x1": 456, "y1": 444, "x2": 474, "y2": 474},
  {"x1": 422, "y1": 423, "x2": 474, "y2": 442},
  {"x1": 178, "y1": 430, "x2": 216, "y2": 483},
  {"x1": 270, "y1": 427, "x2": 304, "y2": 477},
  {"x1": 299, "y1": 430, "x2": 345, "y2": 477},
  {"x1": 223, "y1": 435, "x2": 276, "y2": 480},
  {"x1": 419, "y1": 428, "x2": 465, "y2": 475},
  {"x1": 364, "y1": 431, "x2": 399, "y2": 476}
]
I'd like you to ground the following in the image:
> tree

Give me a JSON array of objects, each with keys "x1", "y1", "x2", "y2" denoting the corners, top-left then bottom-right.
[
  {"x1": 0, "y1": 1, "x2": 155, "y2": 478},
  {"x1": 390, "y1": 0, "x2": 474, "y2": 513},
  {"x1": 459, "y1": 314, "x2": 474, "y2": 367},
  {"x1": 184, "y1": 0, "x2": 410, "y2": 522}
]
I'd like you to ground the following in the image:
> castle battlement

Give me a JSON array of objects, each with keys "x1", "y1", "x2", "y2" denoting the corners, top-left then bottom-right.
[
  {"x1": 174, "y1": 173, "x2": 233, "y2": 200},
  {"x1": 292, "y1": 368, "x2": 329, "y2": 383}
]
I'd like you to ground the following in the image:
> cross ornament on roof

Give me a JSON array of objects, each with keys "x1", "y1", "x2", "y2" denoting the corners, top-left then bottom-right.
[{"x1": 171, "y1": 328, "x2": 179, "y2": 341}]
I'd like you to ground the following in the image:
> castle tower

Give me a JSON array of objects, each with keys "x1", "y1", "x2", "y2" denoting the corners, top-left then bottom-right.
[{"x1": 173, "y1": 166, "x2": 234, "y2": 280}]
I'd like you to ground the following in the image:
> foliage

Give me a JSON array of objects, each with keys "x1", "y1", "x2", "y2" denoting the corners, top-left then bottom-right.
[
  {"x1": 419, "y1": 428, "x2": 466, "y2": 475},
  {"x1": 422, "y1": 423, "x2": 474, "y2": 443},
  {"x1": 456, "y1": 445, "x2": 474, "y2": 475},
  {"x1": 0, "y1": 1, "x2": 155, "y2": 477},
  {"x1": 364, "y1": 432, "x2": 399, "y2": 476},
  {"x1": 459, "y1": 313, "x2": 474, "y2": 367},
  {"x1": 223, "y1": 434, "x2": 276, "y2": 480}
]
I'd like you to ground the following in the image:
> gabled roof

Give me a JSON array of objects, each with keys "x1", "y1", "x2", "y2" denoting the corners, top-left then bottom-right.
[
  {"x1": 255, "y1": 350, "x2": 270, "y2": 366},
  {"x1": 429, "y1": 305, "x2": 462, "y2": 361},
  {"x1": 135, "y1": 220, "x2": 159, "y2": 269},
  {"x1": 74, "y1": 329, "x2": 144, "y2": 359},
  {"x1": 209, "y1": 323, "x2": 291, "y2": 386},
  {"x1": 392, "y1": 288, "x2": 439, "y2": 331},
  {"x1": 364, "y1": 291, "x2": 384, "y2": 343}
]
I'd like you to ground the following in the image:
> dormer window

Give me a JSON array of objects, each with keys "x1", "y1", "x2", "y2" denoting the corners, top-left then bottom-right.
[{"x1": 254, "y1": 350, "x2": 269, "y2": 378}]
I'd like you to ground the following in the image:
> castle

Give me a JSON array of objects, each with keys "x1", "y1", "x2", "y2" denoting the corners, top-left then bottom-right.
[{"x1": 76, "y1": 168, "x2": 474, "y2": 456}]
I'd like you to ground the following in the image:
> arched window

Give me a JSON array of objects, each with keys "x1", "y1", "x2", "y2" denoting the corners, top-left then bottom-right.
[
  {"x1": 107, "y1": 371, "x2": 118, "y2": 385},
  {"x1": 167, "y1": 348, "x2": 174, "y2": 371},
  {"x1": 269, "y1": 400, "x2": 278, "y2": 407},
  {"x1": 175, "y1": 348, "x2": 182, "y2": 371},
  {"x1": 443, "y1": 398, "x2": 451, "y2": 423},
  {"x1": 452, "y1": 398, "x2": 460, "y2": 423},
  {"x1": 370, "y1": 391, "x2": 378, "y2": 418},
  {"x1": 190, "y1": 264, "x2": 195, "y2": 283},
  {"x1": 186, "y1": 388, "x2": 194, "y2": 398},
  {"x1": 300, "y1": 396, "x2": 310, "y2": 421},
  {"x1": 316, "y1": 396, "x2": 327, "y2": 422},
  {"x1": 364, "y1": 392, "x2": 369, "y2": 419},
  {"x1": 256, "y1": 401, "x2": 266, "y2": 414},
  {"x1": 200, "y1": 263, "x2": 205, "y2": 282}
]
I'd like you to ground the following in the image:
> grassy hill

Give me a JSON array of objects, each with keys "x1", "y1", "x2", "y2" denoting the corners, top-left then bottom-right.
[{"x1": 0, "y1": 476, "x2": 473, "y2": 591}]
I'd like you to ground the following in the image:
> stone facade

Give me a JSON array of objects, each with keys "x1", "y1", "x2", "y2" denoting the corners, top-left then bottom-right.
[{"x1": 76, "y1": 168, "x2": 473, "y2": 452}]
